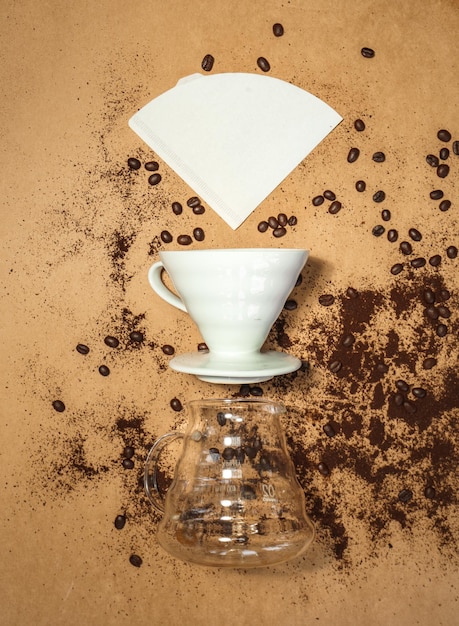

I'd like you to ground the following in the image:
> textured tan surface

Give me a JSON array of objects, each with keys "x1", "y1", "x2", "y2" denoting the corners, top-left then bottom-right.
[{"x1": 1, "y1": 1, "x2": 458, "y2": 624}]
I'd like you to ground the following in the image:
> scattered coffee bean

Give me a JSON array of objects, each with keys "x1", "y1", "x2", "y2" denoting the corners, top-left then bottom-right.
[
  {"x1": 104, "y1": 335, "x2": 119, "y2": 348},
  {"x1": 250, "y1": 386, "x2": 263, "y2": 396},
  {"x1": 430, "y1": 189, "x2": 444, "y2": 200},
  {"x1": 372, "y1": 190, "x2": 386, "y2": 203},
  {"x1": 446, "y1": 246, "x2": 458, "y2": 258},
  {"x1": 323, "y1": 190, "x2": 336, "y2": 201},
  {"x1": 318, "y1": 462, "x2": 330, "y2": 476},
  {"x1": 355, "y1": 180, "x2": 366, "y2": 192},
  {"x1": 318, "y1": 294, "x2": 335, "y2": 306},
  {"x1": 76, "y1": 343, "x2": 90, "y2": 355},
  {"x1": 429, "y1": 255, "x2": 441, "y2": 266},
  {"x1": 197, "y1": 342, "x2": 208, "y2": 351},
  {"x1": 398, "y1": 489, "x2": 413, "y2": 503},
  {"x1": 99, "y1": 365, "x2": 110, "y2": 376},
  {"x1": 148, "y1": 173, "x2": 162, "y2": 185},
  {"x1": 201, "y1": 54, "x2": 215, "y2": 72},
  {"x1": 394, "y1": 393, "x2": 404, "y2": 407},
  {"x1": 439, "y1": 200, "x2": 451, "y2": 212},
  {"x1": 347, "y1": 147, "x2": 360, "y2": 163},
  {"x1": 177, "y1": 234, "x2": 193, "y2": 246},
  {"x1": 375, "y1": 362, "x2": 389, "y2": 374},
  {"x1": 437, "y1": 305, "x2": 451, "y2": 318},
  {"x1": 354, "y1": 119, "x2": 365, "y2": 131},
  {"x1": 114, "y1": 514, "x2": 126, "y2": 530},
  {"x1": 122, "y1": 458, "x2": 134, "y2": 470},
  {"x1": 372, "y1": 225, "x2": 385, "y2": 237},
  {"x1": 295, "y1": 273, "x2": 303, "y2": 287},
  {"x1": 328, "y1": 360, "x2": 342, "y2": 374},
  {"x1": 187, "y1": 196, "x2": 201, "y2": 208},
  {"x1": 192, "y1": 205, "x2": 206, "y2": 215},
  {"x1": 160, "y1": 230, "x2": 173, "y2": 243},
  {"x1": 129, "y1": 331, "x2": 144, "y2": 343},
  {"x1": 437, "y1": 164, "x2": 449, "y2": 178},
  {"x1": 144, "y1": 161, "x2": 159, "y2": 171},
  {"x1": 171, "y1": 201, "x2": 183, "y2": 215},
  {"x1": 400, "y1": 241, "x2": 413, "y2": 255},
  {"x1": 222, "y1": 447, "x2": 235, "y2": 461},
  {"x1": 423, "y1": 357, "x2": 437, "y2": 369},
  {"x1": 426, "y1": 154, "x2": 439, "y2": 167},
  {"x1": 52, "y1": 400, "x2": 65, "y2": 413},
  {"x1": 412, "y1": 387, "x2": 427, "y2": 399},
  {"x1": 288, "y1": 215, "x2": 298, "y2": 226},
  {"x1": 239, "y1": 384, "x2": 251, "y2": 397},
  {"x1": 387, "y1": 229, "x2": 398, "y2": 243},
  {"x1": 403, "y1": 401, "x2": 416, "y2": 414},
  {"x1": 361, "y1": 47, "x2": 375, "y2": 58},
  {"x1": 342, "y1": 333, "x2": 355, "y2": 347},
  {"x1": 284, "y1": 299, "x2": 297, "y2": 311},
  {"x1": 437, "y1": 129, "x2": 452, "y2": 142},
  {"x1": 193, "y1": 227, "x2": 205, "y2": 242},
  {"x1": 436, "y1": 324, "x2": 448, "y2": 337},
  {"x1": 438, "y1": 289, "x2": 451, "y2": 301},
  {"x1": 391, "y1": 263, "x2": 404, "y2": 275},
  {"x1": 170, "y1": 397, "x2": 183, "y2": 412},
  {"x1": 381, "y1": 209, "x2": 391, "y2": 221},
  {"x1": 217, "y1": 412, "x2": 227, "y2": 427},
  {"x1": 425, "y1": 305, "x2": 439, "y2": 320},
  {"x1": 396, "y1": 379, "x2": 410, "y2": 393},
  {"x1": 453, "y1": 140, "x2": 459, "y2": 155},
  {"x1": 323, "y1": 423, "x2": 336, "y2": 437},
  {"x1": 268, "y1": 216, "x2": 279, "y2": 228},
  {"x1": 346, "y1": 287, "x2": 359, "y2": 298},
  {"x1": 328, "y1": 201, "x2": 342, "y2": 214},
  {"x1": 257, "y1": 57, "x2": 271, "y2": 72},
  {"x1": 273, "y1": 226, "x2": 287, "y2": 238},
  {"x1": 411, "y1": 257, "x2": 426, "y2": 268},
  {"x1": 129, "y1": 554, "x2": 143, "y2": 568},
  {"x1": 273, "y1": 22, "x2": 284, "y2": 36},
  {"x1": 277, "y1": 212, "x2": 288, "y2": 226},
  {"x1": 408, "y1": 228, "x2": 422, "y2": 241},
  {"x1": 372, "y1": 151, "x2": 386, "y2": 162},
  {"x1": 423, "y1": 288, "x2": 436, "y2": 304},
  {"x1": 424, "y1": 486, "x2": 436, "y2": 499},
  {"x1": 312, "y1": 195, "x2": 324, "y2": 206},
  {"x1": 162, "y1": 344, "x2": 175, "y2": 355},
  {"x1": 127, "y1": 157, "x2": 141, "y2": 170},
  {"x1": 439, "y1": 147, "x2": 450, "y2": 160},
  {"x1": 123, "y1": 446, "x2": 135, "y2": 459},
  {"x1": 257, "y1": 220, "x2": 269, "y2": 233}
]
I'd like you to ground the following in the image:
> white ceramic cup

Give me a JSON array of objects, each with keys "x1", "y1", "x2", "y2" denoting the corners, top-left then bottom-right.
[{"x1": 148, "y1": 248, "x2": 308, "y2": 359}]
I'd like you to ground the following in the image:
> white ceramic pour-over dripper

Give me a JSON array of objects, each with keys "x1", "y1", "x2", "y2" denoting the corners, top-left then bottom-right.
[{"x1": 148, "y1": 249, "x2": 308, "y2": 383}]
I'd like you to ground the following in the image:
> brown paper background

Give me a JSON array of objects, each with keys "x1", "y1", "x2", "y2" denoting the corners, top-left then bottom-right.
[{"x1": 1, "y1": 1, "x2": 458, "y2": 624}]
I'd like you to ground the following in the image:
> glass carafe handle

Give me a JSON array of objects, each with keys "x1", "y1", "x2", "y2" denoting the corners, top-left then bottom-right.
[{"x1": 144, "y1": 431, "x2": 184, "y2": 513}]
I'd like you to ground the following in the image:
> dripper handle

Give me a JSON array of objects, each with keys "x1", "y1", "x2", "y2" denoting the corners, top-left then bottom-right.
[
  {"x1": 148, "y1": 262, "x2": 188, "y2": 313},
  {"x1": 144, "y1": 431, "x2": 184, "y2": 512}
]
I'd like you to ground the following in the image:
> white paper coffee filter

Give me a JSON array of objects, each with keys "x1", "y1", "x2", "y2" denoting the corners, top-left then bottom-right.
[{"x1": 129, "y1": 73, "x2": 342, "y2": 229}]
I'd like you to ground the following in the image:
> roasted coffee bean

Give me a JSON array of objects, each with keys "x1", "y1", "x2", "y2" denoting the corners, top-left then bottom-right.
[
  {"x1": 429, "y1": 255, "x2": 442, "y2": 266},
  {"x1": 148, "y1": 173, "x2": 162, "y2": 185},
  {"x1": 192, "y1": 204, "x2": 206, "y2": 215},
  {"x1": 129, "y1": 331, "x2": 144, "y2": 343},
  {"x1": 408, "y1": 228, "x2": 422, "y2": 241},
  {"x1": 127, "y1": 157, "x2": 141, "y2": 170},
  {"x1": 201, "y1": 54, "x2": 215, "y2": 72},
  {"x1": 453, "y1": 140, "x2": 459, "y2": 155},
  {"x1": 277, "y1": 212, "x2": 288, "y2": 226},
  {"x1": 288, "y1": 215, "x2": 298, "y2": 226},
  {"x1": 439, "y1": 200, "x2": 451, "y2": 212},
  {"x1": 375, "y1": 362, "x2": 389, "y2": 374},
  {"x1": 425, "y1": 305, "x2": 439, "y2": 320},
  {"x1": 437, "y1": 305, "x2": 451, "y2": 318},
  {"x1": 437, "y1": 129, "x2": 452, "y2": 142},
  {"x1": 372, "y1": 225, "x2": 385, "y2": 237},
  {"x1": 424, "y1": 486, "x2": 436, "y2": 499},
  {"x1": 347, "y1": 147, "x2": 360, "y2": 163},
  {"x1": 372, "y1": 190, "x2": 386, "y2": 203},
  {"x1": 284, "y1": 299, "x2": 297, "y2": 311},
  {"x1": 446, "y1": 245, "x2": 458, "y2": 258},
  {"x1": 328, "y1": 360, "x2": 342, "y2": 374},
  {"x1": 438, "y1": 289, "x2": 451, "y2": 301},
  {"x1": 171, "y1": 201, "x2": 183, "y2": 215},
  {"x1": 318, "y1": 294, "x2": 335, "y2": 306},
  {"x1": 267, "y1": 216, "x2": 279, "y2": 228},
  {"x1": 361, "y1": 47, "x2": 375, "y2": 58},
  {"x1": 197, "y1": 342, "x2": 209, "y2": 351},
  {"x1": 411, "y1": 257, "x2": 426, "y2": 268},
  {"x1": 234, "y1": 447, "x2": 245, "y2": 463},
  {"x1": 346, "y1": 287, "x2": 359, "y2": 298},
  {"x1": 259, "y1": 455, "x2": 272, "y2": 471},
  {"x1": 177, "y1": 234, "x2": 193, "y2": 245},
  {"x1": 170, "y1": 397, "x2": 183, "y2": 412},
  {"x1": 257, "y1": 56, "x2": 271, "y2": 72},
  {"x1": 342, "y1": 333, "x2": 355, "y2": 347},
  {"x1": 403, "y1": 401, "x2": 416, "y2": 414},
  {"x1": 318, "y1": 462, "x2": 330, "y2": 476},
  {"x1": 273, "y1": 226, "x2": 287, "y2": 238},
  {"x1": 354, "y1": 119, "x2": 365, "y2": 131},
  {"x1": 355, "y1": 180, "x2": 366, "y2": 192},
  {"x1": 394, "y1": 393, "x2": 404, "y2": 406},
  {"x1": 412, "y1": 387, "x2": 427, "y2": 399},
  {"x1": 122, "y1": 458, "x2": 134, "y2": 470},
  {"x1": 436, "y1": 324, "x2": 448, "y2": 337},
  {"x1": 244, "y1": 445, "x2": 257, "y2": 460},
  {"x1": 160, "y1": 230, "x2": 173, "y2": 243},
  {"x1": 426, "y1": 154, "x2": 439, "y2": 167},
  {"x1": 187, "y1": 196, "x2": 201, "y2": 208},
  {"x1": 439, "y1": 147, "x2": 450, "y2": 160},
  {"x1": 372, "y1": 151, "x2": 385, "y2": 162},
  {"x1": 328, "y1": 201, "x2": 342, "y2": 214},
  {"x1": 398, "y1": 489, "x2": 413, "y2": 503},
  {"x1": 323, "y1": 423, "x2": 336, "y2": 437},
  {"x1": 437, "y1": 164, "x2": 449, "y2": 178},
  {"x1": 295, "y1": 273, "x2": 303, "y2": 287},
  {"x1": 52, "y1": 400, "x2": 65, "y2": 413},
  {"x1": 430, "y1": 189, "x2": 444, "y2": 200},
  {"x1": 129, "y1": 554, "x2": 143, "y2": 568},
  {"x1": 209, "y1": 448, "x2": 220, "y2": 461},
  {"x1": 396, "y1": 379, "x2": 410, "y2": 393},
  {"x1": 400, "y1": 241, "x2": 413, "y2": 255},
  {"x1": 76, "y1": 343, "x2": 90, "y2": 355},
  {"x1": 241, "y1": 484, "x2": 257, "y2": 499},
  {"x1": 323, "y1": 190, "x2": 336, "y2": 201},
  {"x1": 381, "y1": 209, "x2": 391, "y2": 221},
  {"x1": 104, "y1": 335, "x2": 119, "y2": 348},
  {"x1": 114, "y1": 514, "x2": 126, "y2": 530},
  {"x1": 193, "y1": 227, "x2": 205, "y2": 241},
  {"x1": 123, "y1": 446, "x2": 135, "y2": 459},
  {"x1": 99, "y1": 365, "x2": 110, "y2": 376},
  {"x1": 423, "y1": 357, "x2": 437, "y2": 369},
  {"x1": 423, "y1": 288, "x2": 436, "y2": 304},
  {"x1": 312, "y1": 195, "x2": 324, "y2": 206},
  {"x1": 250, "y1": 386, "x2": 263, "y2": 396},
  {"x1": 217, "y1": 412, "x2": 227, "y2": 427},
  {"x1": 387, "y1": 229, "x2": 398, "y2": 242},
  {"x1": 162, "y1": 344, "x2": 175, "y2": 355},
  {"x1": 272, "y1": 22, "x2": 284, "y2": 36},
  {"x1": 222, "y1": 447, "x2": 235, "y2": 461},
  {"x1": 144, "y1": 161, "x2": 159, "y2": 171},
  {"x1": 257, "y1": 220, "x2": 269, "y2": 233},
  {"x1": 391, "y1": 263, "x2": 404, "y2": 275}
]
